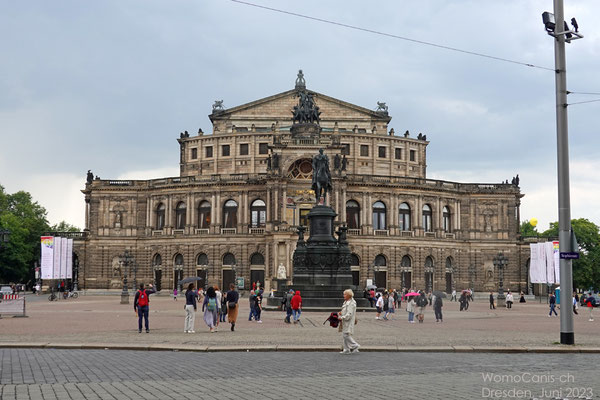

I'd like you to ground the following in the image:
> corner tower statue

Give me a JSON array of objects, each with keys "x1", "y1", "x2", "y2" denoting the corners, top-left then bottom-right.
[{"x1": 311, "y1": 148, "x2": 332, "y2": 203}]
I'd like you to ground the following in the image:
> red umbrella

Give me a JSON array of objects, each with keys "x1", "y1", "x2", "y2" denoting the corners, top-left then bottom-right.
[{"x1": 403, "y1": 292, "x2": 420, "y2": 298}]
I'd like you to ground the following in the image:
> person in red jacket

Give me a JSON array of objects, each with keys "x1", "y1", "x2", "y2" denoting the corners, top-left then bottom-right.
[{"x1": 291, "y1": 290, "x2": 302, "y2": 323}]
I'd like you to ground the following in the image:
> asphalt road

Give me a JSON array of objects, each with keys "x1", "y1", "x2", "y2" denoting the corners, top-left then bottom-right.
[{"x1": 0, "y1": 349, "x2": 597, "y2": 400}]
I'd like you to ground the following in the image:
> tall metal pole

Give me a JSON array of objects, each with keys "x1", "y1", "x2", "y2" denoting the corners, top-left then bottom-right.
[{"x1": 553, "y1": 0, "x2": 574, "y2": 345}]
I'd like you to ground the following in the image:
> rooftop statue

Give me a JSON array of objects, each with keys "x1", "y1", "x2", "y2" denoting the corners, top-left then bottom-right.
[
  {"x1": 295, "y1": 69, "x2": 306, "y2": 90},
  {"x1": 292, "y1": 90, "x2": 321, "y2": 124}
]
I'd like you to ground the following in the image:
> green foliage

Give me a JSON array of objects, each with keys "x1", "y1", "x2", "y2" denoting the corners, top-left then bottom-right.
[
  {"x1": 540, "y1": 218, "x2": 600, "y2": 290},
  {"x1": 520, "y1": 220, "x2": 538, "y2": 237},
  {"x1": 50, "y1": 221, "x2": 81, "y2": 232},
  {"x1": 0, "y1": 185, "x2": 78, "y2": 284}
]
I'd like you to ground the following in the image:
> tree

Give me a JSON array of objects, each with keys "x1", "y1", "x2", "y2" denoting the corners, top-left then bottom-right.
[
  {"x1": 50, "y1": 221, "x2": 81, "y2": 232},
  {"x1": 540, "y1": 218, "x2": 600, "y2": 290},
  {"x1": 520, "y1": 220, "x2": 539, "y2": 237}
]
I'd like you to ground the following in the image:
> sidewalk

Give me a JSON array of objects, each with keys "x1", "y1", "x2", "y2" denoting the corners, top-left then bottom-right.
[{"x1": 2, "y1": 295, "x2": 598, "y2": 353}]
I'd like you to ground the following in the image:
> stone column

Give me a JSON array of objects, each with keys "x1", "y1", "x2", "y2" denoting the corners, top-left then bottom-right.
[
  {"x1": 243, "y1": 191, "x2": 249, "y2": 233},
  {"x1": 237, "y1": 192, "x2": 243, "y2": 232},
  {"x1": 274, "y1": 187, "x2": 279, "y2": 222},
  {"x1": 210, "y1": 193, "x2": 216, "y2": 232},
  {"x1": 282, "y1": 187, "x2": 287, "y2": 223},
  {"x1": 266, "y1": 188, "x2": 271, "y2": 224},
  {"x1": 341, "y1": 187, "x2": 347, "y2": 224}
]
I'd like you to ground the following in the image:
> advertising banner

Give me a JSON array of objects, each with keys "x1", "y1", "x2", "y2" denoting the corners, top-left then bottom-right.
[
  {"x1": 60, "y1": 237, "x2": 68, "y2": 279},
  {"x1": 553, "y1": 241, "x2": 560, "y2": 284},
  {"x1": 66, "y1": 239, "x2": 73, "y2": 279},
  {"x1": 53, "y1": 237, "x2": 62, "y2": 280},
  {"x1": 41, "y1": 236, "x2": 54, "y2": 279}
]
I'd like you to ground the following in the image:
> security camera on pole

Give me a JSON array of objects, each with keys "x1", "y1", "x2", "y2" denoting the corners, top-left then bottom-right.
[{"x1": 542, "y1": 1, "x2": 583, "y2": 345}]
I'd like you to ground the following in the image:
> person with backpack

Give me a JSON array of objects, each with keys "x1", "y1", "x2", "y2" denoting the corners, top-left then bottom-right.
[
  {"x1": 291, "y1": 290, "x2": 302, "y2": 323},
  {"x1": 433, "y1": 293, "x2": 443, "y2": 323},
  {"x1": 184, "y1": 283, "x2": 197, "y2": 333},
  {"x1": 375, "y1": 293, "x2": 384, "y2": 320},
  {"x1": 133, "y1": 283, "x2": 157, "y2": 333},
  {"x1": 226, "y1": 283, "x2": 239, "y2": 331},
  {"x1": 416, "y1": 291, "x2": 428, "y2": 323},
  {"x1": 586, "y1": 293, "x2": 596, "y2": 321},
  {"x1": 338, "y1": 289, "x2": 359, "y2": 354},
  {"x1": 202, "y1": 286, "x2": 219, "y2": 333}
]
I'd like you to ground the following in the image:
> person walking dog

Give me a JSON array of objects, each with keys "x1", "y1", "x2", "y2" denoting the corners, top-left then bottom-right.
[{"x1": 338, "y1": 289, "x2": 360, "y2": 354}]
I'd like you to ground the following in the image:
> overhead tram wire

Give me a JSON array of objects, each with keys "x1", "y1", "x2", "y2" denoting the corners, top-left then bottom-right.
[
  {"x1": 567, "y1": 91, "x2": 600, "y2": 96},
  {"x1": 567, "y1": 98, "x2": 600, "y2": 106},
  {"x1": 229, "y1": 0, "x2": 555, "y2": 72}
]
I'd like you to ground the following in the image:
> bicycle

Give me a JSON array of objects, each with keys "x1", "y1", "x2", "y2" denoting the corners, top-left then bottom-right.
[
  {"x1": 48, "y1": 292, "x2": 58, "y2": 301},
  {"x1": 62, "y1": 291, "x2": 79, "y2": 299}
]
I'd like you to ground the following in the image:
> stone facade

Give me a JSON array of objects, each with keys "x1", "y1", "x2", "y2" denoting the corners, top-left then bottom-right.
[{"x1": 75, "y1": 77, "x2": 531, "y2": 294}]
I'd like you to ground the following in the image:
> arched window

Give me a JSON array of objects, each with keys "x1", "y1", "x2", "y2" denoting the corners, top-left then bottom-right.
[
  {"x1": 198, "y1": 201, "x2": 211, "y2": 229},
  {"x1": 156, "y1": 203, "x2": 165, "y2": 230},
  {"x1": 175, "y1": 201, "x2": 186, "y2": 229},
  {"x1": 250, "y1": 253, "x2": 265, "y2": 265},
  {"x1": 250, "y1": 199, "x2": 266, "y2": 227},
  {"x1": 174, "y1": 253, "x2": 184, "y2": 267},
  {"x1": 443, "y1": 206, "x2": 451, "y2": 233},
  {"x1": 445, "y1": 256, "x2": 454, "y2": 293},
  {"x1": 350, "y1": 253, "x2": 360, "y2": 266},
  {"x1": 197, "y1": 253, "x2": 209, "y2": 266},
  {"x1": 422, "y1": 204, "x2": 433, "y2": 232},
  {"x1": 401, "y1": 255, "x2": 412, "y2": 269},
  {"x1": 223, "y1": 253, "x2": 236, "y2": 266},
  {"x1": 399, "y1": 202, "x2": 411, "y2": 231},
  {"x1": 223, "y1": 200, "x2": 238, "y2": 228},
  {"x1": 346, "y1": 200, "x2": 360, "y2": 229},
  {"x1": 372, "y1": 201, "x2": 386, "y2": 230},
  {"x1": 152, "y1": 254, "x2": 162, "y2": 267},
  {"x1": 374, "y1": 254, "x2": 386, "y2": 267}
]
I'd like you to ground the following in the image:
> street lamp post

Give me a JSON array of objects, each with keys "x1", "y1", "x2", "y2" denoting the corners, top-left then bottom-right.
[
  {"x1": 493, "y1": 253, "x2": 508, "y2": 307},
  {"x1": 119, "y1": 250, "x2": 134, "y2": 304}
]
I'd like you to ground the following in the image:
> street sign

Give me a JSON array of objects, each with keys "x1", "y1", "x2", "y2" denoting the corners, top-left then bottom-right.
[{"x1": 560, "y1": 252, "x2": 579, "y2": 259}]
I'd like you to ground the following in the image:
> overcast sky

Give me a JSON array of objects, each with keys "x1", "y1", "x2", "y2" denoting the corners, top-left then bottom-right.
[{"x1": 1, "y1": 0, "x2": 599, "y2": 231}]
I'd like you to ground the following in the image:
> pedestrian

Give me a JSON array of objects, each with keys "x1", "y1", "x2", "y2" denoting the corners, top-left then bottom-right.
[
  {"x1": 585, "y1": 293, "x2": 596, "y2": 321},
  {"x1": 173, "y1": 287, "x2": 178, "y2": 301},
  {"x1": 35, "y1": 283, "x2": 41, "y2": 296},
  {"x1": 433, "y1": 293, "x2": 443, "y2": 322},
  {"x1": 197, "y1": 287, "x2": 205, "y2": 305},
  {"x1": 219, "y1": 287, "x2": 228, "y2": 322},
  {"x1": 214, "y1": 286, "x2": 223, "y2": 326},
  {"x1": 406, "y1": 295, "x2": 416, "y2": 323},
  {"x1": 573, "y1": 294, "x2": 579, "y2": 315},
  {"x1": 369, "y1": 288, "x2": 375, "y2": 307},
  {"x1": 519, "y1": 291, "x2": 526, "y2": 303},
  {"x1": 248, "y1": 290, "x2": 257, "y2": 321},
  {"x1": 505, "y1": 290, "x2": 514, "y2": 309},
  {"x1": 203, "y1": 286, "x2": 219, "y2": 332},
  {"x1": 549, "y1": 292, "x2": 558, "y2": 317},
  {"x1": 451, "y1": 289, "x2": 457, "y2": 302},
  {"x1": 375, "y1": 293, "x2": 384, "y2": 320},
  {"x1": 184, "y1": 283, "x2": 197, "y2": 333},
  {"x1": 384, "y1": 292, "x2": 395, "y2": 320},
  {"x1": 284, "y1": 289, "x2": 294, "y2": 323},
  {"x1": 393, "y1": 289, "x2": 399, "y2": 309},
  {"x1": 489, "y1": 292, "x2": 496, "y2": 310},
  {"x1": 338, "y1": 289, "x2": 360, "y2": 355},
  {"x1": 416, "y1": 291, "x2": 428, "y2": 323},
  {"x1": 291, "y1": 290, "x2": 302, "y2": 323},
  {"x1": 382, "y1": 293, "x2": 390, "y2": 320},
  {"x1": 255, "y1": 289, "x2": 263, "y2": 323},
  {"x1": 427, "y1": 292, "x2": 432, "y2": 306},
  {"x1": 133, "y1": 283, "x2": 156, "y2": 333},
  {"x1": 459, "y1": 292, "x2": 468, "y2": 311},
  {"x1": 226, "y1": 283, "x2": 239, "y2": 331}
]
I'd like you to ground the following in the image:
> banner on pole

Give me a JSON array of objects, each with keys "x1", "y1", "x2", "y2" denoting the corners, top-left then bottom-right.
[
  {"x1": 41, "y1": 236, "x2": 54, "y2": 279},
  {"x1": 53, "y1": 237, "x2": 62, "y2": 280},
  {"x1": 66, "y1": 239, "x2": 73, "y2": 279}
]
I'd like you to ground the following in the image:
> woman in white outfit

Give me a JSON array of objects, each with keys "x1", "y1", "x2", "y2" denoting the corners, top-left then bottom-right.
[{"x1": 339, "y1": 289, "x2": 360, "y2": 354}]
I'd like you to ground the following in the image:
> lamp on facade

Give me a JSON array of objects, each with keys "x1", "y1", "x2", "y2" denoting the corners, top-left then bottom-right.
[
  {"x1": 119, "y1": 250, "x2": 134, "y2": 304},
  {"x1": 0, "y1": 229, "x2": 10, "y2": 250},
  {"x1": 493, "y1": 253, "x2": 508, "y2": 307}
]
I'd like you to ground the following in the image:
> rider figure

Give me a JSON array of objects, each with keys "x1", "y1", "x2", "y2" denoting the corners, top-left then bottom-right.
[{"x1": 311, "y1": 148, "x2": 332, "y2": 203}]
